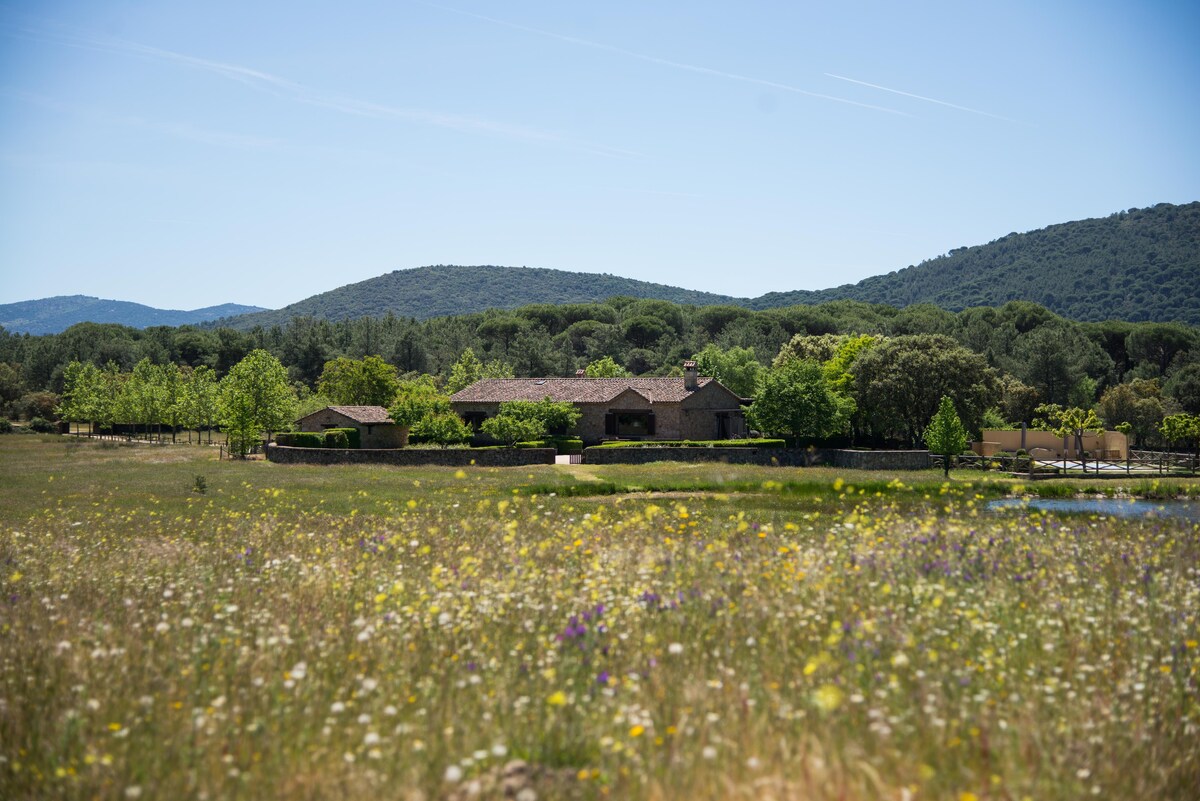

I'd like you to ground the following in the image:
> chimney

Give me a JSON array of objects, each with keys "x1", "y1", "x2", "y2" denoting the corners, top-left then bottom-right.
[
  {"x1": 683, "y1": 360, "x2": 698, "y2": 391},
  {"x1": 575, "y1": 369, "x2": 586, "y2": 378}
]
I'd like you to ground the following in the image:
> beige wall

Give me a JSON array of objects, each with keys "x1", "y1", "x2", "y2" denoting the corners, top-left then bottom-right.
[{"x1": 972, "y1": 429, "x2": 1128, "y2": 459}]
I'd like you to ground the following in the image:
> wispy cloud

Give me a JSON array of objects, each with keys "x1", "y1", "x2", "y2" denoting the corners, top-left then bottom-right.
[
  {"x1": 5, "y1": 24, "x2": 640, "y2": 158},
  {"x1": 429, "y1": 4, "x2": 911, "y2": 118},
  {"x1": 3, "y1": 89, "x2": 283, "y2": 149},
  {"x1": 823, "y1": 73, "x2": 1020, "y2": 123}
]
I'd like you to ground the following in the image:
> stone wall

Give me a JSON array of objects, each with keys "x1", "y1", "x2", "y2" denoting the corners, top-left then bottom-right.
[
  {"x1": 582, "y1": 447, "x2": 931, "y2": 470},
  {"x1": 827, "y1": 450, "x2": 931, "y2": 470},
  {"x1": 267, "y1": 445, "x2": 556, "y2": 467}
]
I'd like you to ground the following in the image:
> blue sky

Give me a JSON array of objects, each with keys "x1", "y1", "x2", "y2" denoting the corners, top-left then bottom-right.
[{"x1": 1, "y1": 0, "x2": 1197, "y2": 310}]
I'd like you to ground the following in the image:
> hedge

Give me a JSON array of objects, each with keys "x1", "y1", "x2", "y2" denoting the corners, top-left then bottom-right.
[
  {"x1": 323, "y1": 429, "x2": 350, "y2": 449},
  {"x1": 590, "y1": 438, "x2": 785, "y2": 449},
  {"x1": 324, "y1": 427, "x2": 360, "y2": 449},
  {"x1": 276, "y1": 432, "x2": 325, "y2": 448}
]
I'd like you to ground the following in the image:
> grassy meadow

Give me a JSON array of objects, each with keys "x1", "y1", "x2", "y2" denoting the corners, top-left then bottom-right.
[{"x1": 1, "y1": 434, "x2": 1198, "y2": 800}]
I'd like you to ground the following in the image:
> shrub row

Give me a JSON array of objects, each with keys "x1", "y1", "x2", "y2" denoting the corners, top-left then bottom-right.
[
  {"x1": 276, "y1": 428, "x2": 361, "y2": 449},
  {"x1": 590, "y1": 438, "x2": 785, "y2": 449}
]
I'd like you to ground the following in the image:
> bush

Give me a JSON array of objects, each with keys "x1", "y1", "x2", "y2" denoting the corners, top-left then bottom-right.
[
  {"x1": 29, "y1": 417, "x2": 57, "y2": 433},
  {"x1": 323, "y1": 429, "x2": 350, "y2": 449},
  {"x1": 591, "y1": 439, "x2": 786, "y2": 449},
  {"x1": 513, "y1": 437, "x2": 584, "y2": 454},
  {"x1": 548, "y1": 437, "x2": 584, "y2": 455},
  {"x1": 0, "y1": 418, "x2": 11, "y2": 434},
  {"x1": 276, "y1": 432, "x2": 325, "y2": 448},
  {"x1": 324, "y1": 427, "x2": 360, "y2": 449}
]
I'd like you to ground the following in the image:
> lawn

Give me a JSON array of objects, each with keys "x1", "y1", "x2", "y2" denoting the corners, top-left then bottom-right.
[{"x1": 2, "y1": 435, "x2": 1198, "y2": 800}]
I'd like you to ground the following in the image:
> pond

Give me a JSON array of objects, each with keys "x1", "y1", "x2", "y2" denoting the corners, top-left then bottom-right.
[{"x1": 988, "y1": 497, "x2": 1200, "y2": 522}]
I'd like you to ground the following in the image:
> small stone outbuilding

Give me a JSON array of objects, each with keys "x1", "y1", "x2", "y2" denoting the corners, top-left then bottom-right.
[
  {"x1": 450, "y1": 362, "x2": 747, "y2": 445},
  {"x1": 294, "y1": 405, "x2": 405, "y2": 449}
]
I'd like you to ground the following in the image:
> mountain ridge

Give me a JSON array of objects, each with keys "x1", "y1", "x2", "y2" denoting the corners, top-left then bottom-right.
[
  {"x1": 5, "y1": 201, "x2": 1197, "y2": 334},
  {"x1": 0, "y1": 295, "x2": 266, "y2": 335}
]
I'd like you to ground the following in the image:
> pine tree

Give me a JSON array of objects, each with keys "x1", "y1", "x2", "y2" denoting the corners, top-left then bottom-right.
[{"x1": 924, "y1": 395, "x2": 969, "y2": 477}]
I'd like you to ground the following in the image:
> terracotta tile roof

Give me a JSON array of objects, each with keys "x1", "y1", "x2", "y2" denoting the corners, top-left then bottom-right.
[
  {"x1": 449, "y1": 377, "x2": 717, "y2": 405},
  {"x1": 308, "y1": 405, "x2": 394, "y2": 424}
]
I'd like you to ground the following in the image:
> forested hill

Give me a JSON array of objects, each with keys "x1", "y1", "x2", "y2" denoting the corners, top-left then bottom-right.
[
  {"x1": 750, "y1": 202, "x2": 1200, "y2": 324},
  {"x1": 216, "y1": 265, "x2": 742, "y2": 329},
  {"x1": 0, "y1": 296, "x2": 266, "y2": 335}
]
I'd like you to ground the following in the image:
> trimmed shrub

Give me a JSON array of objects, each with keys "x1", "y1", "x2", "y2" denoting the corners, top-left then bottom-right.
[
  {"x1": 514, "y1": 437, "x2": 584, "y2": 454},
  {"x1": 276, "y1": 432, "x2": 325, "y2": 448},
  {"x1": 29, "y1": 417, "x2": 57, "y2": 433},
  {"x1": 325, "y1": 427, "x2": 360, "y2": 449},
  {"x1": 591, "y1": 438, "x2": 786, "y2": 449},
  {"x1": 323, "y1": 429, "x2": 350, "y2": 449},
  {"x1": 548, "y1": 437, "x2": 584, "y2": 455}
]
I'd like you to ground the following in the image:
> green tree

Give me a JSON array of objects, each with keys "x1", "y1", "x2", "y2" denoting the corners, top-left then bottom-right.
[
  {"x1": 747, "y1": 360, "x2": 854, "y2": 446},
  {"x1": 445, "y1": 349, "x2": 514, "y2": 394},
  {"x1": 851, "y1": 334, "x2": 999, "y2": 445},
  {"x1": 219, "y1": 350, "x2": 296, "y2": 457},
  {"x1": 491, "y1": 398, "x2": 581, "y2": 435},
  {"x1": 389, "y1": 376, "x2": 454, "y2": 447},
  {"x1": 412, "y1": 411, "x2": 473, "y2": 448},
  {"x1": 821, "y1": 334, "x2": 878, "y2": 396},
  {"x1": 182, "y1": 365, "x2": 220, "y2": 444},
  {"x1": 1159, "y1": 414, "x2": 1200, "y2": 468},
  {"x1": 317, "y1": 355, "x2": 401, "y2": 407},
  {"x1": 1098, "y1": 379, "x2": 1165, "y2": 447},
  {"x1": 1032, "y1": 403, "x2": 1104, "y2": 470},
  {"x1": 692, "y1": 344, "x2": 763, "y2": 398},
  {"x1": 924, "y1": 395, "x2": 969, "y2": 477},
  {"x1": 480, "y1": 412, "x2": 546, "y2": 447},
  {"x1": 1164, "y1": 363, "x2": 1200, "y2": 414},
  {"x1": 584, "y1": 355, "x2": 631, "y2": 378},
  {"x1": 57, "y1": 361, "x2": 101, "y2": 435}
]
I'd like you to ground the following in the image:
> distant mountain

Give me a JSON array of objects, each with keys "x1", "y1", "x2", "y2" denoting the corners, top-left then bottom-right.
[
  {"x1": 10, "y1": 202, "x2": 1197, "y2": 334},
  {"x1": 212, "y1": 202, "x2": 1199, "y2": 330},
  {"x1": 749, "y1": 202, "x2": 1200, "y2": 324},
  {"x1": 0, "y1": 296, "x2": 267, "y2": 335},
  {"x1": 215, "y1": 265, "x2": 742, "y2": 329}
]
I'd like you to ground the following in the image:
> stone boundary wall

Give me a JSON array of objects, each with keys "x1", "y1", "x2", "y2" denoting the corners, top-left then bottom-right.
[
  {"x1": 827, "y1": 450, "x2": 931, "y2": 470},
  {"x1": 582, "y1": 447, "x2": 931, "y2": 470},
  {"x1": 266, "y1": 445, "x2": 556, "y2": 467}
]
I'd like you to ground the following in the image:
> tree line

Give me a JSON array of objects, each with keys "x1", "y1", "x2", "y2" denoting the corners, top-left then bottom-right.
[{"x1": 2, "y1": 297, "x2": 1199, "y2": 450}]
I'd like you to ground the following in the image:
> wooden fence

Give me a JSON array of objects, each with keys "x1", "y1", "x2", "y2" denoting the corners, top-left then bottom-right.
[{"x1": 936, "y1": 450, "x2": 1198, "y2": 477}]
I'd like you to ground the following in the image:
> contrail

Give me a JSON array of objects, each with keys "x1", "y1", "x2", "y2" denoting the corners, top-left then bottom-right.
[
  {"x1": 429, "y1": 3, "x2": 912, "y2": 117},
  {"x1": 5, "y1": 25, "x2": 641, "y2": 158},
  {"x1": 824, "y1": 73, "x2": 1019, "y2": 123}
]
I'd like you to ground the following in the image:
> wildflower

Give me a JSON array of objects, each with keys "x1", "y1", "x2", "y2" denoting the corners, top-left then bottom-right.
[
  {"x1": 813, "y1": 684, "x2": 844, "y2": 712},
  {"x1": 124, "y1": 787, "x2": 142, "y2": 799},
  {"x1": 668, "y1": 642, "x2": 684, "y2": 655},
  {"x1": 702, "y1": 745, "x2": 717, "y2": 760},
  {"x1": 444, "y1": 764, "x2": 463, "y2": 782},
  {"x1": 546, "y1": 691, "x2": 568, "y2": 707},
  {"x1": 629, "y1": 725, "x2": 645, "y2": 737}
]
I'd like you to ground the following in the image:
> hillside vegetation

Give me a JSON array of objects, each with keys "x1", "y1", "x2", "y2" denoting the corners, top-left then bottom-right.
[
  {"x1": 753, "y1": 202, "x2": 1200, "y2": 324},
  {"x1": 0, "y1": 295, "x2": 265, "y2": 335},
  {"x1": 218, "y1": 265, "x2": 740, "y2": 330},
  {"x1": 204, "y1": 202, "x2": 1198, "y2": 328}
]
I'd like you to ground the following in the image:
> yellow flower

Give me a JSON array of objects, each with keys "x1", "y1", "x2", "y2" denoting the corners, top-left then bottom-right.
[
  {"x1": 812, "y1": 684, "x2": 844, "y2": 712},
  {"x1": 546, "y1": 691, "x2": 567, "y2": 707},
  {"x1": 629, "y1": 724, "x2": 645, "y2": 737}
]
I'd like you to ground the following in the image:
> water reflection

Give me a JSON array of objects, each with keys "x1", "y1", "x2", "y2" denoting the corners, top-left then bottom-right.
[{"x1": 988, "y1": 498, "x2": 1200, "y2": 522}]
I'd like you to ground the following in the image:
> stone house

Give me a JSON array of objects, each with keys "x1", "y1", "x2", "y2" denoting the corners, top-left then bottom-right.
[
  {"x1": 450, "y1": 362, "x2": 748, "y2": 445},
  {"x1": 294, "y1": 406, "x2": 405, "y2": 449}
]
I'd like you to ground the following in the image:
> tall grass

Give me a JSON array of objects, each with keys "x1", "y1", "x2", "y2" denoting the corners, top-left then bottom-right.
[{"x1": 2, "y1": 437, "x2": 1198, "y2": 800}]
